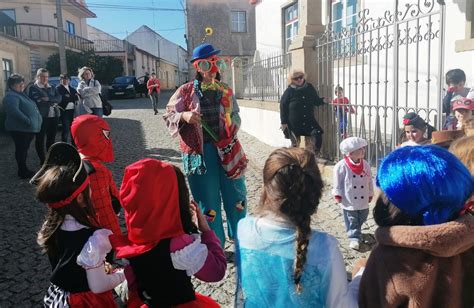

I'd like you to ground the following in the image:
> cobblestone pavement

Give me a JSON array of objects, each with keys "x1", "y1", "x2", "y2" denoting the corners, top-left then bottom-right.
[{"x1": 0, "y1": 91, "x2": 376, "y2": 307}]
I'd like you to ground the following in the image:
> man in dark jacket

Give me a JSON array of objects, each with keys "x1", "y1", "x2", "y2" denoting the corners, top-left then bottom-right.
[
  {"x1": 56, "y1": 74, "x2": 79, "y2": 143},
  {"x1": 28, "y1": 68, "x2": 61, "y2": 164}
]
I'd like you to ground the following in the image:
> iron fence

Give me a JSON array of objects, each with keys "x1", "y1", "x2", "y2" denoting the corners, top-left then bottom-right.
[
  {"x1": 241, "y1": 53, "x2": 292, "y2": 101},
  {"x1": 314, "y1": 0, "x2": 445, "y2": 167}
]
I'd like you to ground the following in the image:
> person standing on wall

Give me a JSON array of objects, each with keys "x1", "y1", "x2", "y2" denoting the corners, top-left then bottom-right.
[
  {"x1": 147, "y1": 72, "x2": 161, "y2": 115},
  {"x1": 28, "y1": 68, "x2": 61, "y2": 165}
]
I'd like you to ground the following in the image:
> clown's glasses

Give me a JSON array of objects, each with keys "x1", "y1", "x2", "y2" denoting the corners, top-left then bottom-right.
[{"x1": 195, "y1": 58, "x2": 227, "y2": 73}]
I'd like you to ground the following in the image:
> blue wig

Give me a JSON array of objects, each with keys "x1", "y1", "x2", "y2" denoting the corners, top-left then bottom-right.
[{"x1": 376, "y1": 146, "x2": 473, "y2": 225}]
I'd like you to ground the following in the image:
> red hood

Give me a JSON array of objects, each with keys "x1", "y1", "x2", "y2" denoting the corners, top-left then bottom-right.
[
  {"x1": 110, "y1": 159, "x2": 185, "y2": 258},
  {"x1": 71, "y1": 115, "x2": 114, "y2": 162}
]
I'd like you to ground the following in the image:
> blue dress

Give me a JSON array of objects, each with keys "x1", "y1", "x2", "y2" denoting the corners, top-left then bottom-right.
[{"x1": 236, "y1": 216, "x2": 360, "y2": 308}]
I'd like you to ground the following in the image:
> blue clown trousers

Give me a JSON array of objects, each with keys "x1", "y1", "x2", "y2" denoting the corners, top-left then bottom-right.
[{"x1": 188, "y1": 143, "x2": 247, "y2": 247}]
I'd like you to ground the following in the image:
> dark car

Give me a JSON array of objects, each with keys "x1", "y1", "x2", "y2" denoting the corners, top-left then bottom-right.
[{"x1": 109, "y1": 76, "x2": 147, "y2": 99}]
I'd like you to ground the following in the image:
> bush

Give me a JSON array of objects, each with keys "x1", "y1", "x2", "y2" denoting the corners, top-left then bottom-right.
[{"x1": 46, "y1": 50, "x2": 123, "y2": 84}]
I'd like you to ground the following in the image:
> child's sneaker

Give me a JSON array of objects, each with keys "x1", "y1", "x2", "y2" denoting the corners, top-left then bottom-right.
[{"x1": 349, "y1": 240, "x2": 360, "y2": 250}]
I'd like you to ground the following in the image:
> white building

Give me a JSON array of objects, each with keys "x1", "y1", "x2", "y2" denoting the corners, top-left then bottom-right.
[
  {"x1": 126, "y1": 25, "x2": 188, "y2": 88},
  {"x1": 239, "y1": 0, "x2": 474, "y2": 156}
]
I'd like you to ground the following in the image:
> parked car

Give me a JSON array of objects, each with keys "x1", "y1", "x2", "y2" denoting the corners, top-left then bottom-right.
[{"x1": 109, "y1": 76, "x2": 147, "y2": 99}]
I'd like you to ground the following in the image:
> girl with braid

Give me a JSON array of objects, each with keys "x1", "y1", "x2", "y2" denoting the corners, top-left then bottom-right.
[{"x1": 236, "y1": 147, "x2": 361, "y2": 307}]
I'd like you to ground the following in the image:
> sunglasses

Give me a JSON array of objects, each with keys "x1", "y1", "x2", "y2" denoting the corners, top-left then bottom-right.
[
  {"x1": 195, "y1": 58, "x2": 227, "y2": 73},
  {"x1": 292, "y1": 76, "x2": 304, "y2": 81}
]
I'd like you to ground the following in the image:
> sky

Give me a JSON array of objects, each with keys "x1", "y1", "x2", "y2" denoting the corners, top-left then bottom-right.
[{"x1": 86, "y1": 0, "x2": 187, "y2": 49}]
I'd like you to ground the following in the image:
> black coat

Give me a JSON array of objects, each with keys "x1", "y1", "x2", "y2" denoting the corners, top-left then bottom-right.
[
  {"x1": 280, "y1": 82, "x2": 325, "y2": 136},
  {"x1": 56, "y1": 84, "x2": 79, "y2": 110}
]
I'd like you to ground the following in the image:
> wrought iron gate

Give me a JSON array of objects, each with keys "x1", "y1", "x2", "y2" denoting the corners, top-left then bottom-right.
[{"x1": 314, "y1": 0, "x2": 445, "y2": 167}]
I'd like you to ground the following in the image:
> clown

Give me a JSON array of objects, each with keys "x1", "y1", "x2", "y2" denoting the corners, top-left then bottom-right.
[
  {"x1": 164, "y1": 43, "x2": 248, "y2": 246},
  {"x1": 71, "y1": 115, "x2": 122, "y2": 236}
]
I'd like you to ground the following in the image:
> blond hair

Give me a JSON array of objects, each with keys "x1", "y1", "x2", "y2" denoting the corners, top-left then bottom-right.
[
  {"x1": 36, "y1": 68, "x2": 48, "y2": 78},
  {"x1": 288, "y1": 70, "x2": 305, "y2": 85},
  {"x1": 462, "y1": 118, "x2": 474, "y2": 136},
  {"x1": 449, "y1": 135, "x2": 474, "y2": 174},
  {"x1": 78, "y1": 66, "x2": 94, "y2": 80}
]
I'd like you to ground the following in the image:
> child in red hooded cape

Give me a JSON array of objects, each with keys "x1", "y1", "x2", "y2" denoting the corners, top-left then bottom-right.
[
  {"x1": 71, "y1": 115, "x2": 122, "y2": 235},
  {"x1": 110, "y1": 159, "x2": 226, "y2": 307}
]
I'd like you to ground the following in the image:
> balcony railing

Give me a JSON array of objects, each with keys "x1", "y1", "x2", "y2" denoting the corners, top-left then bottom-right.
[
  {"x1": 0, "y1": 23, "x2": 93, "y2": 51},
  {"x1": 93, "y1": 39, "x2": 135, "y2": 56}
]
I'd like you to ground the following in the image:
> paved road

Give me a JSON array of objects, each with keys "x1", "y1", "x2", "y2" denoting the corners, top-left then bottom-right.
[{"x1": 0, "y1": 92, "x2": 376, "y2": 307}]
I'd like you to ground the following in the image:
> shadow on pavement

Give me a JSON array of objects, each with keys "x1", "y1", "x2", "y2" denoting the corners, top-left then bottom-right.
[
  {"x1": 145, "y1": 147, "x2": 182, "y2": 164},
  {"x1": 105, "y1": 117, "x2": 147, "y2": 185}
]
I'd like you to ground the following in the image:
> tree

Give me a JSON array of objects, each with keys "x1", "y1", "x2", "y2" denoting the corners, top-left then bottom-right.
[{"x1": 46, "y1": 50, "x2": 123, "y2": 84}]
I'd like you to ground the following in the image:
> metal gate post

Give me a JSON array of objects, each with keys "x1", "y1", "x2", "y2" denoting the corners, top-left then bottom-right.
[
  {"x1": 391, "y1": 0, "x2": 400, "y2": 149},
  {"x1": 436, "y1": 1, "x2": 446, "y2": 130}
]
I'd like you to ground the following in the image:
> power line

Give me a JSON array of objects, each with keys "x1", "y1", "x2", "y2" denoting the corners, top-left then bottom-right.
[{"x1": 0, "y1": 0, "x2": 185, "y2": 12}]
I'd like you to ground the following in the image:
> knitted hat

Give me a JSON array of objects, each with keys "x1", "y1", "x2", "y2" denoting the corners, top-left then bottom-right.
[
  {"x1": 376, "y1": 146, "x2": 474, "y2": 225},
  {"x1": 190, "y1": 43, "x2": 221, "y2": 63},
  {"x1": 452, "y1": 97, "x2": 474, "y2": 111},
  {"x1": 71, "y1": 115, "x2": 114, "y2": 162},
  {"x1": 30, "y1": 142, "x2": 89, "y2": 209},
  {"x1": 340, "y1": 137, "x2": 368, "y2": 155},
  {"x1": 402, "y1": 112, "x2": 427, "y2": 129},
  {"x1": 110, "y1": 159, "x2": 184, "y2": 258}
]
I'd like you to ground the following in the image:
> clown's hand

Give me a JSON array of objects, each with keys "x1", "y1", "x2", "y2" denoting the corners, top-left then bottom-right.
[{"x1": 181, "y1": 111, "x2": 201, "y2": 125}]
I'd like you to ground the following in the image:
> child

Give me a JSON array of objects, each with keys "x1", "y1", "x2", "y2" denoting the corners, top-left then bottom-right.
[
  {"x1": 443, "y1": 69, "x2": 470, "y2": 129},
  {"x1": 452, "y1": 97, "x2": 474, "y2": 130},
  {"x1": 400, "y1": 112, "x2": 435, "y2": 146},
  {"x1": 332, "y1": 137, "x2": 374, "y2": 250},
  {"x1": 110, "y1": 158, "x2": 226, "y2": 307},
  {"x1": 71, "y1": 115, "x2": 122, "y2": 236},
  {"x1": 31, "y1": 142, "x2": 125, "y2": 306},
  {"x1": 332, "y1": 86, "x2": 355, "y2": 138},
  {"x1": 236, "y1": 147, "x2": 361, "y2": 307},
  {"x1": 359, "y1": 146, "x2": 474, "y2": 308}
]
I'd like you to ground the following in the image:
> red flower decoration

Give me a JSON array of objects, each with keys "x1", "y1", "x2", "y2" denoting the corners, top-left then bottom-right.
[{"x1": 403, "y1": 118, "x2": 411, "y2": 125}]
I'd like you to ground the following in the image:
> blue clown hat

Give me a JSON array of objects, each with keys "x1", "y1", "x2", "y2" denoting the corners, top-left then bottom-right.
[
  {"x1": 190, "y1": 44, "x2": 221, "y2": 63},
  {"x1": 376, "y1": 146, "x2": 473, "y2": 225}
]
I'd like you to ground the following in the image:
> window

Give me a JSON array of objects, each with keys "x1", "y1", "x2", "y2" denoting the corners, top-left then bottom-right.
[
  {"x1": 0, "y1": 9, "x2": 16, "y2": 22},
  {"x1": 284, "y1": 3, "x2": 298, "y2": 52},
  {"x1": 332, "y1": 0, "x2": 357, "y2": 54},
  {"x1": 3, "y1": 58, "x2": 13, "y2": 90},
  {"x1": 66, "y1": 21, "x2": 75, "y2": 35},
  {"x1": 231, "y1": 11, "x2": 247, "y2": 33},
  {"x1": 0, "y1": 9, "x2": 16, "y2": 37}
]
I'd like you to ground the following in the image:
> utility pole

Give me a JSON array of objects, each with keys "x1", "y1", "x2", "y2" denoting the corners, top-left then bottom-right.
[{"x1": 56, "y1": 0, "x2": 67, "y2": 73}]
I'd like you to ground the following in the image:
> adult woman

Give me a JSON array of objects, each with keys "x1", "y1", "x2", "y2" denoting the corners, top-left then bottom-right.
[
  {"x1": 237, "y1": 148, "x2": 360, "y2": 307},
  {"x1": 399, "y1": 112, "x2": 435, "y2": 146},
  {"x1": 77, "y1": 67, "x2": 102, "y2": 117},
  {"x1": 359, "y1": 146, "x2": 474, "y2": 308},
  {"x1": 56, "y1": 74, "x2": 79, "y2": 143},
  {"x1": 280, "y1": 70, "x2": 327, "y2": 155},
  {"x1": 164, "y1": 43, "x2": 248, "y2": 247},
  {"x1": 3, "y1": 74, "x2": 42, "y2": 179},
  {"x1": 28, "y1": 68, "x2": 61, "y2": 165}
]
